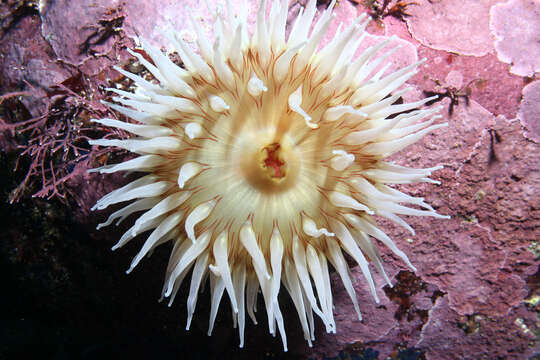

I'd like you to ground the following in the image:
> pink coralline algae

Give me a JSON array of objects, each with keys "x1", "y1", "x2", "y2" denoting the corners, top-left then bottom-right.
[
  {"x1": 404, "y1": 0, "x2": 495, "y2": 56},
  {"x1": 490, "y1": 0, "x2": 540, "y2": 77},
  {"x1": 518, "y1": 80, "x2": 540, "y2": 142}
]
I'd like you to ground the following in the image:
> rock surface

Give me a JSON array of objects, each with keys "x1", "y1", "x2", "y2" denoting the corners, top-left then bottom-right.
[{"x1": 490, "y1": 0, "x2": 540, "y2": 77}]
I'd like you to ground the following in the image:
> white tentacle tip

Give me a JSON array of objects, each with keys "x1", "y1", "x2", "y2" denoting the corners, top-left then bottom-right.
[
  {"x1": 288, "y1": 86, "x2": 317, "y2": 129},
  {"x1": 331, "y1": 150, "x2": 355, "y2": 171},
  {"x1": 302, "y1": 214, "x2": 335, "y2": 238},
  {"x1": 247, "y1": 73, "x2": 267, "y2": 96},
  {"x1": 178, "y1": 162, "x2": 202, "y2": 188},
  {"x1": 185, "y1": 123, "x2": 203, "y2": 139},
  {"x1": 209, "y1": 95, "x2": 230, "y2": 112}
]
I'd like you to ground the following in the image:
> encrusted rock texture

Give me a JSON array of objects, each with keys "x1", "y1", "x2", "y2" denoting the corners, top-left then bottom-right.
[{"x1": 0, "y1": 0, "x2": 538, "y2": 359}]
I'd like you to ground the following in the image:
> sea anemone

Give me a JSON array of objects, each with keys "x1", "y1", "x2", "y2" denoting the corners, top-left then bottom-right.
[{"x1": 89, "y1": 0, "x2": 449, "y2": 350}]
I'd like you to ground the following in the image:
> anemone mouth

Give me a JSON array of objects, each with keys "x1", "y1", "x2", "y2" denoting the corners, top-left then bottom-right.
[
  {"x1": 241, "y1": 140, "x2": 299, "y2": 189},
  {"x1": 88, "y1": 0, "x2": 449, "y2": 351}
]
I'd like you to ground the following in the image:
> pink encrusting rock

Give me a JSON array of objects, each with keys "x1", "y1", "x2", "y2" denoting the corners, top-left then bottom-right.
[
  {"x1": 490, "y1": 0, "x2": 540, "y2": 77},
  {"x1": 417, "y1": 296, "x2": 538, "y2": 360},
  {"x1": 518, "y1": 80, "x2": 540, "y2": 142},
  {"x1": 404, "y1": 0, "x2": 497, "y2": 56},
  {"x1": 40, "y1": 0, "x2": 123, "y2": 68}
]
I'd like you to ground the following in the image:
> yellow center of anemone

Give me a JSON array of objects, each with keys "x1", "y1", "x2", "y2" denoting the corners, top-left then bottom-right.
[
  {"x1": 88, "y1": 0, "x2": 449, "y2": 351},
  {"x1": 244, "y1": 141, "x2": 296, "y2": 187}
]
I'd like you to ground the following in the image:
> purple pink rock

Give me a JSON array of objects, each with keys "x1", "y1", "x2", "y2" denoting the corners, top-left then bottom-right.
[{"x1": 490, "y1": 0, "x2": 540, "y2": 77}]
